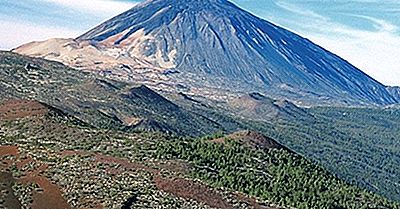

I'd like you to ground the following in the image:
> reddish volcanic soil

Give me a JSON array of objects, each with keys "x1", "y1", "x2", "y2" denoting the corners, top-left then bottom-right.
[
  {"x1": 0, "y1": 99, "x2": 48, "y2": 120},
  {"x1": 0, "y1": 146, "x2": 19, "y2": 169},
  {"x1": 0, "y1": 145, "x2": 19, "y2": 157},
  {"x1": 19, "y1": 175, "x2": 71, "y2": 209},
  {"x1": 0, "y1": 146, "x2": 71, "y2": 209},
  {"x1": 1, "y1": 146, "x2": 276, "y2": 209},
  {"x1": 154, "y1": 176, "x2": 235, "y2": 209}
]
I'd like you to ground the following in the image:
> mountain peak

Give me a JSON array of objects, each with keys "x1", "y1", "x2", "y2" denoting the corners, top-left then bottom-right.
[
  {"x1": 14, "y1": 0, "x2": 399, "y2": 106},
  {"x1": 140, "y1": 0, "x2": 230, "y2": 9},
  {"x1": 144, "y1": 0, "x2": 228, "y2": 4},
  {"x1": 77, "y1": 0, "x2": 247, "y2": 42}
]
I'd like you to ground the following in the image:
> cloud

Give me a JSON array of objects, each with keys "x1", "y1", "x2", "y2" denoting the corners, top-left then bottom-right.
[
  {"x1": 274, "y1": 1, "x2": 400, "y2": 86},
  {"x1": 0, "y1": 20, "x2": 80, "y2": 50},
  {"x1": 274, "y1": 1, "x2": 328, "y2": 22},
  {"x1": 0, "y1": 0, "x2": 139, "y2": 50},
  {"x1": 40, "y1": 0, "x2": 138, "y2": 16}
]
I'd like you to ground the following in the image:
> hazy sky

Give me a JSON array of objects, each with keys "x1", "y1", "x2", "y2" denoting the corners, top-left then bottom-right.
[{"x1": 1, "y1": 0, "x2": 399, "y2": 86}]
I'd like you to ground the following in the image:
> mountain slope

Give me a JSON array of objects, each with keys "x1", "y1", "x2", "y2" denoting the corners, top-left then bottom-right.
[
  {"x1": 1, "y1": 108, "x2": 399, "y2": 209},
  {"x1": 2, "y1": 53, "x2": 400, "y2": 203},
  {"x1": 14, "y1": 0, "x2": 398, "y2": 105},
  {"x1": 387, "y1": 86, "x2": 400, "y2": 102},
  {"x1": 0, "y1": 51, "x2": 238, "y2": 136},
  {"x1": 0, "y1": 102, "x2": 283, "y2": 209},
  {"x1": 156, "y1": 134, "x2": 400, "y2": 209},
  {"x1": 212, "y1": 130, "x2": 288, "y2": 150},
  {"x1": 228, "y1": 92, "x2": 313, "y2": 121}
]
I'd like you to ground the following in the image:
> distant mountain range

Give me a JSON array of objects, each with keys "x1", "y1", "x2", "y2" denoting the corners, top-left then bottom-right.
[{"x1": 14, "y1": 0, "x2": 400, "y2": 106}]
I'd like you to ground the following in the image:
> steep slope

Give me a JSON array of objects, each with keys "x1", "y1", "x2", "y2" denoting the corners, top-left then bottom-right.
[
  {"x1": 0, "y1": 99, "x2": 87, "y2": 126},
  {"x1": 14, "y1": 0, "x2": 398, "y2": 105}
]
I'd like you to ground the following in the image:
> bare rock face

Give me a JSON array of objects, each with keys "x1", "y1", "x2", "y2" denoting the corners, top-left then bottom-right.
[{"x1": 14, "y1": 0, "x2": 399, "y2": 106}]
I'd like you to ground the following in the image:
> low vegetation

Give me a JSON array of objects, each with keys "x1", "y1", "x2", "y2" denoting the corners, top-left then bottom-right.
[
  {"x1": 1, "y1": 52, "x2": 400, "y2": 207},
  {"x1": 155, "y1": 136, "x2": 400, "y2": 209}
]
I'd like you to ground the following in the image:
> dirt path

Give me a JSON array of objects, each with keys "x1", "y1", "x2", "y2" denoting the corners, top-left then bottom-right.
[
  {"x1": 2, "y1": 145, "x2": 276, "y2": 209},
  {"x1": 19, "y1": 175, "x2": 71, "y2": 209},
  {"x1": 155, "y1": 175, "x2": 235, "y2": 209},
  {"x1": 0, "y1": 146, "x2": 71, "y2": 209}
]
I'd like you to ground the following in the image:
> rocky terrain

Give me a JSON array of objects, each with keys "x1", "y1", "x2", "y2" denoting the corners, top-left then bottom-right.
[
  {"x1": 0, "y1": 99, "x2": 279, "y2": 209},
  {"x1": 1, "y1": 51, "x2": 400, "y2": 205},
  {"x1": 0, "y1": 99, "x2": 399, "y2": 209}
]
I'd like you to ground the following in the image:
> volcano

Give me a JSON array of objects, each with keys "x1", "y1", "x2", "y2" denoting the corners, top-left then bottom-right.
[{"x1": 14, "y1": 0, "x2": 399, "y2": 106}]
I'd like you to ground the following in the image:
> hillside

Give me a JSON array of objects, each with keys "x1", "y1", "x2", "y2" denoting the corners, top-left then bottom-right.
[
  {"x1": 1, "y1": 101, "x2": 399, "y2": 209},
  {"x1": 253, "y1": 106, "x2": 400, "y2": 201},
  {"x1": 2, "y1": 51, "x2": 400, "y2": 202},
  {"x1": 157, "y1": 134, "x2": 400, "y2": 209},
  {"x1": 0, "y1": 51, "x2": 241, "y2": 136},
  {"x1": 0, "y1": 100, "x2": 262, "y2": 209},
  {"x1": 212, "y1": 130, "x2": 288, "y2": 150},
  {"x1": 228, "y1": 93, "x2": 313, "y2": 122}
]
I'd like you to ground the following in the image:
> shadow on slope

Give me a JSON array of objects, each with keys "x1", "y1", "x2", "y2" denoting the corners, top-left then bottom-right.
[{"x1": 0, "y1": 51, "x2": 228, "y2": 136}]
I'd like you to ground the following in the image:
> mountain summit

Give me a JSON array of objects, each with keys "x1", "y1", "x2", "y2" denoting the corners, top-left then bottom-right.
[{"x1": 14, "y1": 0, "x2": 399, "y2": 105}]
